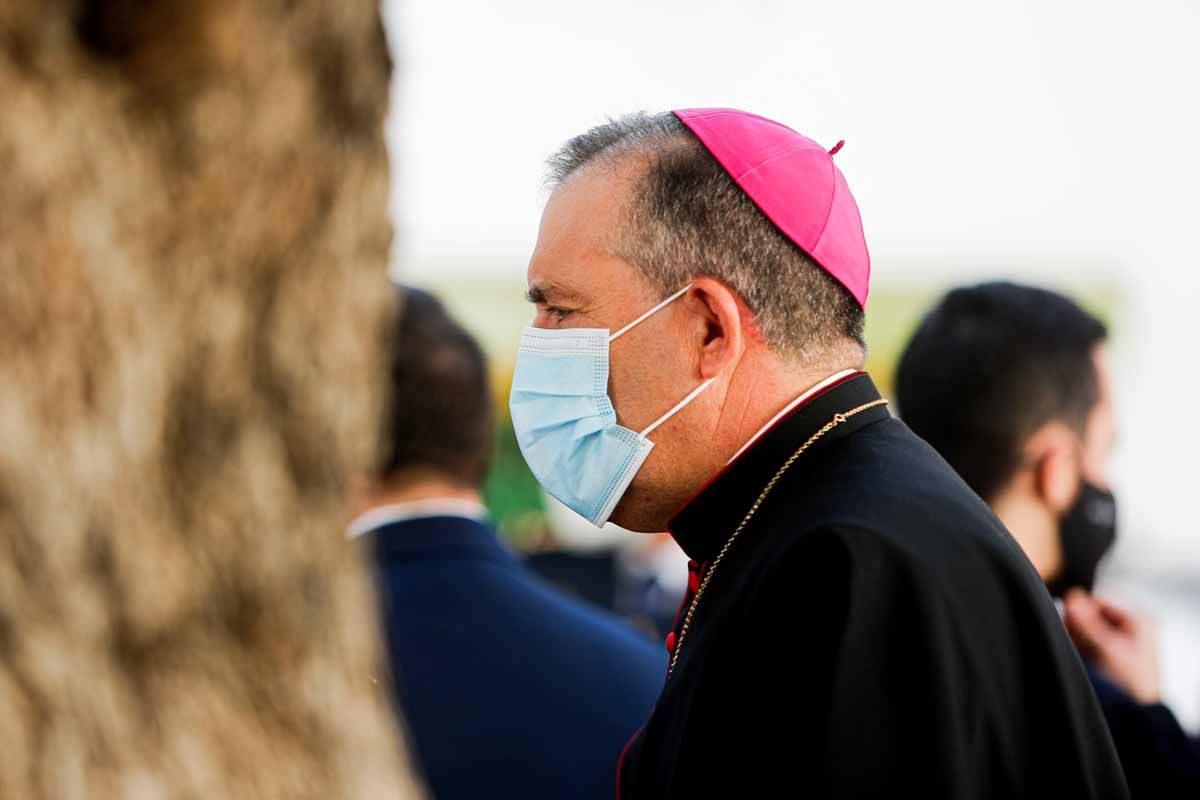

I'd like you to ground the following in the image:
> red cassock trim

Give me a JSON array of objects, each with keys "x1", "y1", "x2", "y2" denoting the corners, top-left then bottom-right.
[{"x1": 615, "y1": 724, "x2": 644, "y2": 800}]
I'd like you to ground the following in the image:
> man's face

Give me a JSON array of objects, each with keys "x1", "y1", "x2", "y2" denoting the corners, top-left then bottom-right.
[
  {"x1": 523, "y1": 164, "x2": 713, "y2": 531},
  {"x1": 1003, "y1": 344, "x2": 1117, "y2": 584},
  {"x1": 1044, "y1": 344, "x2": 1117, "y2": 573},
  {"x1": 1037, "y1": 344, "x2": 1118, "y2": 587}
]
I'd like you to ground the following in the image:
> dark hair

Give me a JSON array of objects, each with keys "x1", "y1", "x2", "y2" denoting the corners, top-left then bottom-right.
[
  {"x1": 895, "y1": 282, "x2": 1108, "y2": 502},
  {"x1": 377, "y1": 288, "x2": 493, "y2": 488},
  {"x1": 547, "y1": 112, "x2": 865, "y2": 362}
]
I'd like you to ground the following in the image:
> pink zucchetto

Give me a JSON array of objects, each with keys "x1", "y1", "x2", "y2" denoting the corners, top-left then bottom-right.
[{"x1": 673, "y1": 108, "x2": 870, "y2": 308}]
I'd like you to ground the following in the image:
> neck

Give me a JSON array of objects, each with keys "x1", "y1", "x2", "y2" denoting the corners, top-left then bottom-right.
[
  {"x1": 991, "y1": 489, "x2": 1061, "y2": 580},
  {"x1": 714, "y1": 349, "x2": 861, "y2": 460},
  {"x1": 355, "y1": 476, "x2": 482, "y2": 518},
  {"x1": 615, "y1": 352, "x2": 860, "y2": 532}
]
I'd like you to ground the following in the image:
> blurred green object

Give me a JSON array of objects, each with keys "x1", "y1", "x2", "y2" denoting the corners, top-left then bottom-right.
[{"x1": 484, "y1": 415, "x2": 547, "y2": 545}]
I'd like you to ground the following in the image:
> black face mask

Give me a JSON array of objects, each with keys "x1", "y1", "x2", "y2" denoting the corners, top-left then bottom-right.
[{"x1": 1048, "y1": 481, "x2": 1117, "y2": 598}]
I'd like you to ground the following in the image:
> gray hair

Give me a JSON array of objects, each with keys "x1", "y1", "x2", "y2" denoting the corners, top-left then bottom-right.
[{"x1": 547, "y1": 111, "x2": 865, "y2": 362}]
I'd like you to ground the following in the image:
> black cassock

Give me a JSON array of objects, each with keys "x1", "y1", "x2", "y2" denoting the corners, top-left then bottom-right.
[{"x1": 618, "y1": 373, "x2": 1129, "y2": 799}]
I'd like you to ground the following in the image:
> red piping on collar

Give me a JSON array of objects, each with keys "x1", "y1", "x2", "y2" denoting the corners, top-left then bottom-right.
[{"x1": 615, "y1": 723, "x2": 644, "y2": 800}]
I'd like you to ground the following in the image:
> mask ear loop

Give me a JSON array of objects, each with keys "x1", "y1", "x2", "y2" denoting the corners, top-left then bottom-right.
[
  {"x1": 638, "y1": 378, "x2": 715, "y2": 440},
  {"x1": 605, "y1": 283, "x2": 712, "y2": 439},
  {"x1": 609, "y1": 285, "x2": 692, "y2": 342}
]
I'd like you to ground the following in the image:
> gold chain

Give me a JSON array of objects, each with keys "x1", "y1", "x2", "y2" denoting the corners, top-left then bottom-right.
[{"x1": 666, "y1": 398, "x2": 889, "y2": 678}]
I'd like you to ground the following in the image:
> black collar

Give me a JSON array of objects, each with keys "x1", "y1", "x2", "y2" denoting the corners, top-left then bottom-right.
[{"x1": 667, "y1": 373, "x2": 890, "y2": 562}]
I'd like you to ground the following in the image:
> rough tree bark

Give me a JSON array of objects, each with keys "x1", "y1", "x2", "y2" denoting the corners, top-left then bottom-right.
[{"x1": 0, "y1": 1, "x2": 423, "y2": 797}]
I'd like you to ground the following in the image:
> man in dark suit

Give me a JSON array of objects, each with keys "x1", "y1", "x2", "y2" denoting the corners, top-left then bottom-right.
[
  {"x1": 897, "y1": 281, "x2": 1200, "y2": 798},
  {"x1": 349, "y1": 288, "x2": 666, "y2": 799},
  {"x1": 509, "y1": 108, "x2": 1129, "y2": 797}
]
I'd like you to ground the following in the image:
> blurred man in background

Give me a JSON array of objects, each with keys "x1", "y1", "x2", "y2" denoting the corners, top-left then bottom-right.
[
  {"x1": 510, "y1": 108, "x2": 1128, "y2": 797},
  {"x1": 897, "y1": 281, "x2": 1200, "y2": 797},
  {"x1": 350, "y1": 288, "x2": 665, "y2": 799}
]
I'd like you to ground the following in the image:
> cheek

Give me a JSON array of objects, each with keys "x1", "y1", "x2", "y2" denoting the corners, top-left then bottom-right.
[
  {"x1": 1080, "y1": 447, "x2": 1111, "y2": 489},
  {"x1": 1080, "y1": 409, "x2": 1116, "y2": 487},
  {"x1": 608, "y1": 334, "x2": 693, "y2": 429}
]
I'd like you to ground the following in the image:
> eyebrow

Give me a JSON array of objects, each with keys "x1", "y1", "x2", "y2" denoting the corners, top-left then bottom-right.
[{"x1": 525, "y1": 282, "x2": 583, "y2": 305}]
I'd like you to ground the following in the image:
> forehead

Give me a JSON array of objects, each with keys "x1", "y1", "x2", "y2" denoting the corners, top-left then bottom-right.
[{"x1": 526, "y1": 161, "x2": 653, "y2": 307}]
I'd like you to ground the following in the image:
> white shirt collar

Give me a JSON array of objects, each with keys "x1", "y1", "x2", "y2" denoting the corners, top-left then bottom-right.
[
  {"x1": 346, "y1": 498, "x2": 489, "y2": 539},
  {"x1": 726, "y1": 369, "x2": 860, "y2": 465}
]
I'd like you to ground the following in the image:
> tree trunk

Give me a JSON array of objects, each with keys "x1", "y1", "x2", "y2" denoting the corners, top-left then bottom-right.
[{"x1": 0, "y1": 1, "x2": 423, "y2": 796}]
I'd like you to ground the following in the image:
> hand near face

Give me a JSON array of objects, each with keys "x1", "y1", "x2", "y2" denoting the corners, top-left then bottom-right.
[{"x1": 1063, "y1": 589, "x2": 1161, "y2": 705}]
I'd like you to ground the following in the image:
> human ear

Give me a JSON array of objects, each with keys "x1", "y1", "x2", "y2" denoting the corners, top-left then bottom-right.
[
  {"x1": 686, "y1": 277, "x2": 745, "y2": 380},
  {"x1": 1030, "y1": 423, "x2": 1081, "y2": 515}
]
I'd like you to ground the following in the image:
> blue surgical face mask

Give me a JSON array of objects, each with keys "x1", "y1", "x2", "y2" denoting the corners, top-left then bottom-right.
[{"x1": 509, "y1": 285, "x2": 714, "y2": 527}]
